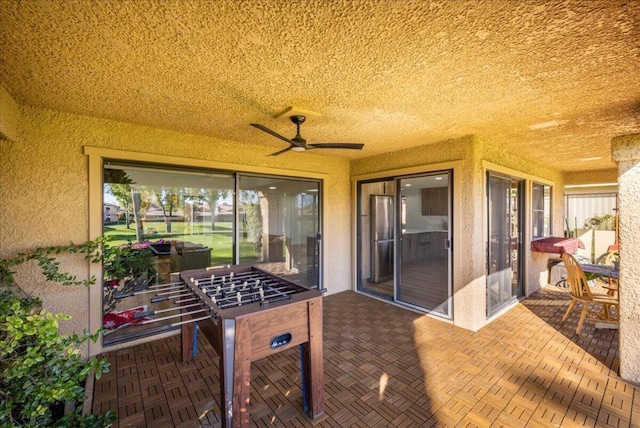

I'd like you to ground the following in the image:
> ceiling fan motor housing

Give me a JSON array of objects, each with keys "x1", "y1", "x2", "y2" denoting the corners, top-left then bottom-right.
[{"x1": 290, "y1": 115, "x2": 306, "y2": 125}]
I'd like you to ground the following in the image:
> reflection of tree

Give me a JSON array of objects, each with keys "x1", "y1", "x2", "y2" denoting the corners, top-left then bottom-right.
[
  {"x1": 131, "y1": 189, "x2": 148, "y2": 241},
  {"x1": 152, "y1": 188, "x2": 184, "y2": 233},
  {"x1": 199, "y1": 188, "x2": 232, "y2": 231},
  {"x1": 104, "y1": 170, "x2": 151, "y2": 241},
  {"x1": 245, "y1": 202, "x2": 263, "y2": 253},
  {"x1": 104, "y1": 169, "x2": 134, "y2": 228},
  {"x1": 241, "y1": 190, "x2": 263, "y2": 253},
  {"x1": 107, "y1": 183, "x2": 133, "y2": 228}
]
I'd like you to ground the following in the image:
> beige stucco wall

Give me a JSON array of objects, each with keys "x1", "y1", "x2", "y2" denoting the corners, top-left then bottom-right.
[
  {"x1": 352, "y1": 134, "x2": 564, "y2": 330},
  {"x1": 0, "y1": 88, "x2": 352, "y2": 353},
  {"x1": 612, "y1": 133, "x2": 640, "y2": 383},
  {"x1": 564, "y1": 169, "x2": 618, "y2": 186}
]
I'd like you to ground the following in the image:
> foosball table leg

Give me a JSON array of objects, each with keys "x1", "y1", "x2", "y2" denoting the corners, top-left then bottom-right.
[
  {"x1": 227, "y1": 318, "x2": 251, "y2": 427},
  {"x1": 299, "y1": 345, "x2": 309, "y2": 413},
  {"x1": 181, "y1": 319, "x2": 195, "y2": 362},
  {"x1": 303, "y1": 298, "x2": 324, "y2": 419}
]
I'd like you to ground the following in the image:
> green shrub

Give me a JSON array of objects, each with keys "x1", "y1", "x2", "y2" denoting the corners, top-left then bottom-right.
[
  {"x1": 583, "y1": 214, "x2": 616, "y2": 230},
  {"x1": 0, "y1": 240, "x2": 116, "y2": 427}
]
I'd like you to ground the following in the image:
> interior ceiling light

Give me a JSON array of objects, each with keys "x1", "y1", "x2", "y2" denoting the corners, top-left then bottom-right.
[
  {"x1": 580, "y1": 156, "x2": 602, "y2": 161},
  {"x1": 405, "y1": 183, "x2": 412, "y2": 187},
  {"x1": 528, "y1": 120, "x2": 568, "y2": 130},
  {"x1": 435, "y1": 176, "x2": 443, "y2": 180}
]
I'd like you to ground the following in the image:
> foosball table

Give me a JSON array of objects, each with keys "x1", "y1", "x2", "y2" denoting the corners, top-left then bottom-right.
[{"x1": 123, "y1": 265, "x2": 324, "y2": 427}]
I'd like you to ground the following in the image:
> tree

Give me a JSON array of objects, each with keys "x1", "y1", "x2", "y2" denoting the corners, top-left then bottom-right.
[
  {"x1": 106, "y1": 183, "x2": 133, "y2": 228},
  {"x1": 199, "y1": 188, "x2": 232, "y2": 231},
  {"x1": 152, "y1": 188, "x2": 185, "y2": 234}
]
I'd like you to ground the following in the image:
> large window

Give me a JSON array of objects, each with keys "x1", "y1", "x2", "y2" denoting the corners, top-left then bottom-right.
[
  {"x1": 101, "y1": 161, "x2": 321, "y2": 345},
  {"x1": 532, "y1": 182, "x2": 551, "y2": 239}
]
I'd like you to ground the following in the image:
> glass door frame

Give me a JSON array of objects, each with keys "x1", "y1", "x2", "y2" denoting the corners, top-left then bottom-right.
[
  {"x1": 395, "y1": 171, "x2": 453, "y2": 319},
  {"x1": 355, "y1": 170, "x2": 453, "y2": 319},
  {"x1": 355, "y1": 178, "x2": 396, "y2": 300},
  {"x1": 486, "y1": 171, "x2": 525, "y2": 317}
]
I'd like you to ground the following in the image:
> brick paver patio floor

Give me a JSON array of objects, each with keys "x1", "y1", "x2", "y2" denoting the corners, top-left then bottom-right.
[{"x1": 92, "y1": 286, "x2": 639, "y2": 427}]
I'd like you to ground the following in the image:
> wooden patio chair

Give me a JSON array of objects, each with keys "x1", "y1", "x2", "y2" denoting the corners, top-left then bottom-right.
[{"x1": 561, "y1": 252, "x2": 619, "y2": 334}]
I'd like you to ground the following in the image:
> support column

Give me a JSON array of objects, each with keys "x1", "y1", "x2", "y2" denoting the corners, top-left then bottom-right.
[{"x1": 611, "y1": 133, "x2": 640, "y2": 383}]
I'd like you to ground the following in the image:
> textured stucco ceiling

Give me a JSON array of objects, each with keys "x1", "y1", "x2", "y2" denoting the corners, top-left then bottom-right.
[{"x1": 0, "y1": 0, "x2": 638, "y2": 171}]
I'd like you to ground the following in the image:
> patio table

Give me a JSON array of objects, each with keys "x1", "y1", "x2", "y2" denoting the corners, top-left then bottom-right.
[
  {"x1": 580, "y1": 263, "x2": 620, "y2": 330},
  {"x1": 580, "y1": 263, "x2": 619, "y2": 279}
]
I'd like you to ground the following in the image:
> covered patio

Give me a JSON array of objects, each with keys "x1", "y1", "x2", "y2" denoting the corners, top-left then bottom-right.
[
  {"x1": 1, "y1": 2, "x2": 640, "y2": 426},
  {"x1": 91, "y1": 288, "x2": 638, "y2": 427}
]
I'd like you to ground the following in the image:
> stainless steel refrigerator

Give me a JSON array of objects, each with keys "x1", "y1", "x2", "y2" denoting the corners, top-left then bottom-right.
[{"x1": 369, "y1": 195, "x2": 394, "y2": 283}]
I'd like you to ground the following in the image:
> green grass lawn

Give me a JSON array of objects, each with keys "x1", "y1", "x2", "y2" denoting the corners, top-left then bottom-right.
[{"x1": 103, "y1": 221, "x2": 259, "y2": 265}]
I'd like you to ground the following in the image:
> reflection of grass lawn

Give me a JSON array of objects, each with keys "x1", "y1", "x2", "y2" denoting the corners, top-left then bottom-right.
[{"x1": 103, "y1": 221, "x2": 258, "y2": 265}]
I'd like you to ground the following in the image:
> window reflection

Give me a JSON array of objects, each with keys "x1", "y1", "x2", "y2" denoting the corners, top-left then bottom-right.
[
  {"x1": 238, "y1": 175, "x2": 320, "y2": 287},
  {"x1": 101, "y1": 164, "x2": 321, "y2": 345}
]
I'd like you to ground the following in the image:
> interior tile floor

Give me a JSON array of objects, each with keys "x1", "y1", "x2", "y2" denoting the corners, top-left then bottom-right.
[{"x1": 91, "y1": 286, "x2": 639, "y2": 427}]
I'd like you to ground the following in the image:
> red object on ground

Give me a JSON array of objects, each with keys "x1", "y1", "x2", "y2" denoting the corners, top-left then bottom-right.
[
  {"x1": 531, "y1": 237, "x2": 585, "y2": 254},
  {"x1": 103, "y1": 305, "x2": 149, "y2": 330}
]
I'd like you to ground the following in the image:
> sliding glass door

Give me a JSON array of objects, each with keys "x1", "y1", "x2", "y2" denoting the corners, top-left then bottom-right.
[
  {"x1": 357, "y1": 171, "x2": 452, "y2": 318},
  {"x1": 397, "y1": 172, "x2": 452, "y2": 317},
  {"x1": 486, "y1": 173, "x2": 524, "y2": 317},
  {"x1": 357, "y1": 180, "x2": 395, "y2": 298}
]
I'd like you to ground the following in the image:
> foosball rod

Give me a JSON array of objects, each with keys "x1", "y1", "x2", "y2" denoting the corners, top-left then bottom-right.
[
  {"x1": 114, "y1": 284, "x2": 187, "y2": 299},
  {"x1": 196, "y1": 270, "x2": 261, "y2": 281},
  {"x1": 197, "y1": 277, "x2": 282, "y2": 295},
  {"x1": 204, "y1": 283, "x2": 294, "y2": 301},
  {"x1": 196, "y1": 277, "x2": 261, "y2": 292},
  {"x1": 191, "y1": 271, "x2": 266, "y2": 287},
  {"x1": 214, "y1": 290, "x2": 296, "y2": 309},
  {"x1": 138, "y1": 308, "x2": 210, "y2": 325},
  {"x1": 124, "y1": 281, "x2": 186, "y2": 293},
  {"x1": 133, "y1": 302, "x2": 203, "y2": 319},
  {"x1": 146, "y1": 281, "x2": 185, "y2": 289},
  {"x1": 151, "y1": 292, "x2": 195, "y2": 303},
  {"x1": 169, "y1": 314, "x2": 213, "y2": 328}
]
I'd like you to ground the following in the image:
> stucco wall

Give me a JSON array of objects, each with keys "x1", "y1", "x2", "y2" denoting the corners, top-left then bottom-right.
[
  {"x1": 0, "y1": 90, "x2": 352, "y2": 344},
  {"x1": 564, "y1": 169, "x2": 618, "y2": 186},
  {"x1": 612, "y1": 134, "x2": 640, "y2": 383}
]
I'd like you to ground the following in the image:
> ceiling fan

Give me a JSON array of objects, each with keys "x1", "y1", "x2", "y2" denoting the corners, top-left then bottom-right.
[{"x1": 250, "y1": 115, "x2": 364, "y2": 156}]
